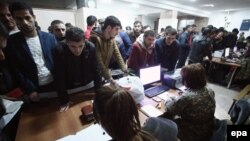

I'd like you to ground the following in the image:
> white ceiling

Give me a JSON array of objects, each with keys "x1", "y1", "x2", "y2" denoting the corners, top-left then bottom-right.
[
  {"x1": 2, "y1": 0, "x2": 250, "y2": 17},
  {"x1": 118, "y1": 0, "x2": 250, "y2": 17},
  {"x1": 159, "y1": 0, "x2": 250, "y2": 11}
]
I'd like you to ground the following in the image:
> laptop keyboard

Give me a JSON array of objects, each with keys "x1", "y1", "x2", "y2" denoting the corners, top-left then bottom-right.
[{"x1": 145, "y1": 85, "x2": 170, "y2": 98}]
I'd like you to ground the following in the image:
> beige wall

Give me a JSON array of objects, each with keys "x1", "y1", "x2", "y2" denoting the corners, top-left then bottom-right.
[
  {"x1": 34, "y1": 8, "x2": 76, "y2": 32},
  {"x1": 178, "y1": 16, "x2": 208, "y2": 32}
]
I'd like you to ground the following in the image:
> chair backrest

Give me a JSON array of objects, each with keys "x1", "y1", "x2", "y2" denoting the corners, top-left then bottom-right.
[
  {"x1": 210, "y1": 119, "x2": 227, "y2": 141},
  {"x1": 234, "y1": 84, "x2": 250, "y2": 101}
]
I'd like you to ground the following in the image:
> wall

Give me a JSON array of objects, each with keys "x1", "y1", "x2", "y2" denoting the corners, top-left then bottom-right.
[
  {"x1": 208, "y1": 9, "x2": 250, "y2": 37},
  {"x1": 74, "y1": 7, "x2": 138, "y2": 31},
  {"x1": 140, "y1": 15, "x2": 157, "y2": 31},
  {"x1": 177, "y1": 16, "x2": 208, "y2": 32},
  {"x1": 90, "y1": 0, "x2": 163, "y2": 30},
  {"x1": 34, "y1": 8, "x2": 75, "y2": 32}
]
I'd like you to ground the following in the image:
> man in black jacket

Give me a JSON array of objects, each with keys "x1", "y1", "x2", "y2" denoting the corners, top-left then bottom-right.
[
  {"x1": 189, "y1": 27, "x2": 212, "y2": 65},
  {"x1": 155, "y1": 27, "x2": 180, "y2": 72},
  {"x1": 54, "y1": 27, "x2": 102, "y2": 112}
]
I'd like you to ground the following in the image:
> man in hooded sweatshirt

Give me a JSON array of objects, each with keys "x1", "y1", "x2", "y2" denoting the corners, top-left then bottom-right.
[
  {"x1": 90, "y1": 16, "x2": 127, "y2": 85},
  {"x1": 128, "y1": 30, "x2": 157, "y2": 75}
]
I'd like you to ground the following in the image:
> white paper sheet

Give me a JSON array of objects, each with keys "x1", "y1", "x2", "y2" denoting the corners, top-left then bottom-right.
[
  {"x1": 56, "y1": 124, "x2": 112, "y2": 141},
  {"x1": 0, "y1": 99, "x2": 23, "y2": 129},
  {"x1": 140, "y1": 104, "x2": 163, "y2": 117}
]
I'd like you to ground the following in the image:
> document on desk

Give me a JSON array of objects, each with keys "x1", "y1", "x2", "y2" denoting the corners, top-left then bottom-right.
[
  {"x1": 0, "y1": 99, "x2": 23, "y2": 129},
  {"x1": 56, "y1": 124, "x2": 112, "y2": 141},
  {"x1": 141, "y1": 104, "x2": 163, "y2": 117},
  {"x1": 158, "y1": 92, "x2": 178, "y2": 102}
]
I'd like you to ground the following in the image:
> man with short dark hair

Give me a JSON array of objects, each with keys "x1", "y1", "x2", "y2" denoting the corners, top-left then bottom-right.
[
  {"x1": 6, "y1": 2, "x2": 57, "y2": 102},
  {"x1": 90, "y1": 16, "x2": 127, "y2": 85},
  {"x1": 225, "y1": 28, "x2": 239, "y2": 49},
  {"x1": 54, "y1": 27, "x2": 102, "y2": 111},
  {"x1": 176, "y1": 25, "x2": 193, "y2": 68},
  {"x1": 0, "y1": 21, "x2": 16, "y2": 94},
  {"x1": 128, "y1": 20, "x2": 143, "y2": 44},
  {"x1": 128, "y1": 30, "x2": 157, "y2": 74},
  {"x1": 0, "y1": 1, "x2": 19, "y2": 35},
  {"x1": 50, "y1": 20, "x2": 66, "y2": 42},
  {"x1": 189, "y1": 27, "x2": 212, "y2": 64},
  {"x1": 155, "y1": 27, "x2": 180, "y2": 72},
  {"x1": 85, "y1": 15, "x2": 97, "y2": 40}
]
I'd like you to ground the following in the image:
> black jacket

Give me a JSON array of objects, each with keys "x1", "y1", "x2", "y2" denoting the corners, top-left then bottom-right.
[
  {"x1": 5, "y1": 31, "x2": 57, "y2": 94},
  {"x1": 155, "y1": 38, "x2": 180, "y2": 71},
  {"x1": 189, "y1": 35, "x2": 212, "y2": 63},
  {"x1": 0, "y1": 60, "x2": 17, "y2": 94},
  {"x1": 54, "y1": 41, "x2": 102, "y2": 104}
]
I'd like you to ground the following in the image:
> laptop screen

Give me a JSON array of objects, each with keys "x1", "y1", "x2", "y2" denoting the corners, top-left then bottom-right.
[
  {"x1": 214, "y1": 49, "x2": 224, "y2": 58},
  {"x1": 139, "y1": 65, "x2": 161, "y2": 85},
  {"x1": 225, "y1": 48, "x2": 230, "y2": 57}
]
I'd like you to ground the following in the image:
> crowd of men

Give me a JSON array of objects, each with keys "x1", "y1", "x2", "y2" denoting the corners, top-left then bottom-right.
[
  {"x1": 1, "y1": 1, "x2": 250, "y2": 141},
  {"x1": 1, "y1": 1, "x2": 250, "y2": 108}
]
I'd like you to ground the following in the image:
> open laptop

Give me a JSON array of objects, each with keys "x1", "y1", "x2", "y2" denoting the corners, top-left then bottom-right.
[
  {"x1": 213, "y1": 49, "x2": 224, "y2": 58},
  {"x1": 139, "y1": 65, "x2": 169, "y2": 98}
]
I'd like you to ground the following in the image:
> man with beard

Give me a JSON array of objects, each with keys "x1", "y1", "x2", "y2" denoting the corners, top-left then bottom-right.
[
  {"x1": 54, "y1": 27, "x2": 102, "y2": 112},
  {"x1": 50, "y1": 20, "x2": 66, "y2": 42},
  {"x1": 128, "y1": 30, "x2": 157, "y2": 75},
  {"x1": 90, "y1": 16, "x2": 127, "y2": 85},
  {"x1": 128, "y1": 20, "x2": 143, "y2": 44},
  {"x1": 6, "y1": 2, "x2": 57, "y2": 102},
  {"x1": 155, "y1": 27, "x2": 180, "y2": 72}
]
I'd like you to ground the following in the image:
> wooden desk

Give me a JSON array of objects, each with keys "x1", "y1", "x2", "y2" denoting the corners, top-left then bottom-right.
[
  {"x1": 210, "y1": 57, "x2": 241, "y2": 88},
  {"x1": 15, "y1": 90, "x2": 156, "y2": 141},
  {"x1": 15, "y1": 91, "x2": 95, "y2": 141}
]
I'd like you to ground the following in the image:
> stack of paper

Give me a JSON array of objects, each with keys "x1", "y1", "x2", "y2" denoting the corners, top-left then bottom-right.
[
  {"x1": 0, "y1": 99, "x2": 23, "y2": 129},
  {"x1": 57, "y1": 124, "x2": 112, "y2": 141},
  {"x1": 140, "y1": 104, "x2": 163, "y2": 117}
]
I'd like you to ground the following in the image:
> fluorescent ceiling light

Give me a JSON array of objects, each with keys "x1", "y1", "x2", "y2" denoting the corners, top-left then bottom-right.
[
  {"x1": 201, "y1": 4, "x2": 215, "y2": 7},
  {"x1": 190, "y1": 0, "x2": 197, "y2": 2}
]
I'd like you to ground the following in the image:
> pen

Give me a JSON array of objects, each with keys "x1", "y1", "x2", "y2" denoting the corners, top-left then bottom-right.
[{"x1": 156, "y1": 102, "x2": 161, "y2": 109}]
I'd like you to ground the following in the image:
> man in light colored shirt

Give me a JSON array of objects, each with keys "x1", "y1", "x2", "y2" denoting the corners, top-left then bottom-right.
[{"x1": 6, "y1": 2, "x2": 57, "y2": 102}]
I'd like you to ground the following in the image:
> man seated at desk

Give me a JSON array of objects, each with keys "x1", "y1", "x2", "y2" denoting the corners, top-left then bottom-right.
[{"x1": 54, "y1": 27, "x2": 103, "y2": 112}]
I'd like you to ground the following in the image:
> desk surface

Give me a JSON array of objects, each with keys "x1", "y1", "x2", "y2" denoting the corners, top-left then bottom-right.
[
  {"x1": 15, "y1": 91, "x2": 154, "y2": 141},
  {"x1": 15, "y1": 91, "x2": 95, "y2": 141},
  {"x1": 15, "y1": 89, "x2": 179, "y2": 141},
  {"x1": 211, "y1": 57, "x2": 241, "y2": 67}
]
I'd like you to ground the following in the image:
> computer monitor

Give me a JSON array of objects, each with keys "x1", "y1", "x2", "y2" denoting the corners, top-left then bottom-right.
[
  {"x1": 139, "y1": 65, "x2": 161, "y2": 86},
  {"x1": 225, "y1": 48, "x2": 230, "y2": 57}
]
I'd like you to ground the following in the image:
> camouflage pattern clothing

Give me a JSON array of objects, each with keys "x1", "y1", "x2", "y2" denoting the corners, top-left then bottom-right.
[
  {"x1": 235, "y1": 57, "x2": 250, "y2": 80},
  {"x1": 161, "y1": 87, "x2": 216, "y2": 141}
]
